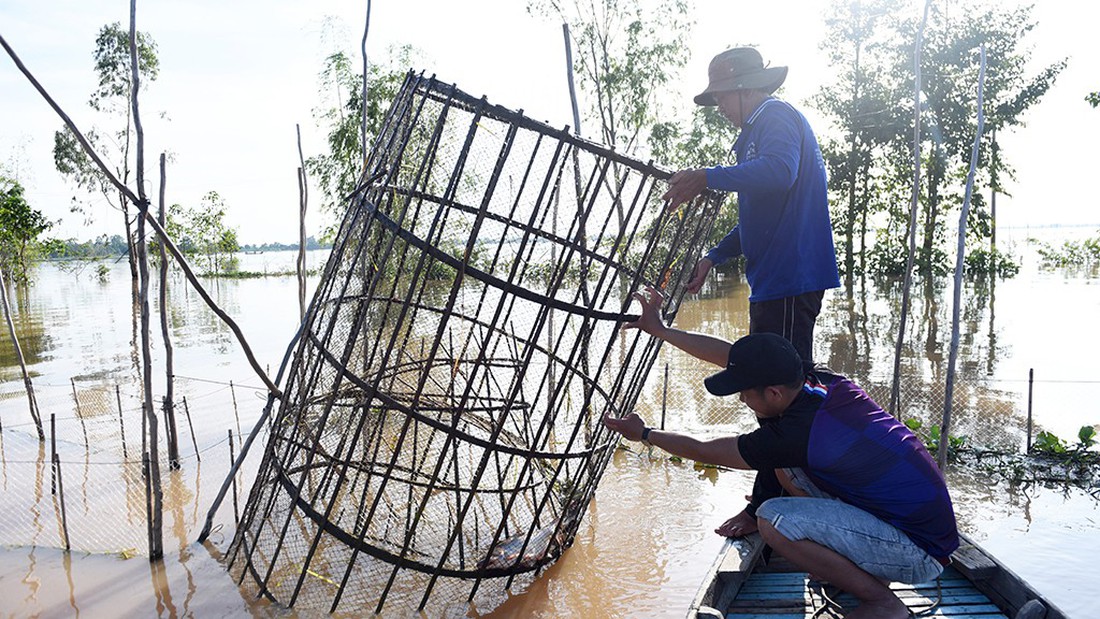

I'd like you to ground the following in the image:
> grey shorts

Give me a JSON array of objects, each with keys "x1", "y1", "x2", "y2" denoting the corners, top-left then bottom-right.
[{"x1": 756, "y1": 496, "x2": 945, "y2": 584}]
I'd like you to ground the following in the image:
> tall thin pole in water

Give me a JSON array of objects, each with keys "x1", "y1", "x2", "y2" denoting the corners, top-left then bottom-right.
[
  {"x1": 940, "y1": 45, "x2": 987, "y2": 470},
  {"x1": 0, "y1": 267, "x2": 43, "y2": 439},
  {"x1": 296, "y1": 124, "x2": 308, "y2": 321},
  {"x1": 889, "y1": 0, "x2": 931, "y2": 417},
  {"x1": 159, "y1": 153, "x2": 180, "y2": 468},
  {"x1": 129, "y1": 0, "x2": 163, "y2": 559}
]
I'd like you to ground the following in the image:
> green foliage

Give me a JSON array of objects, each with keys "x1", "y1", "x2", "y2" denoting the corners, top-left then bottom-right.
[
  {"x1": 53, "y1": 22, "x2": 160, "y2": 258},
  {"x1": 89, "y1": 22, "x2": 160, "y2": 113},
  {"x1": 47, "y1": 234, "x2": 130, "y2": 260},
  {"x1": 0, "y1": 177, "x2": 54, "y2": 283},
  {"x1": 95, "y1": 263, "x2": 110, "y2": 282},
  {"x1": 162, "y1": 191, "x2": 240, "y2": 275},
  {"x1": 305, "y1": 42, "x2": 419, "y2": 236},
  {"x1": 1033, "y1": 430, "x2": 1067, "y2": 455},
  {"x1": 1087, "y1": 91, "x2": 1100, "y2": 108},
  {"x1": 903, "y1": 3, "x2": 1064, "y2": 276},
  {"x1": 1032, "y1": 233, "x2": 1100, "y2": 269},
  {"x1": 904, "y1": 417, "x2": 967, "y2": 461},
  {"x1": 1032, "y1": 426, "x2": 1099, "y2": 457},
  {"x1": 649, "y1": 102, "x2": 737, "y2": 170},
  {"x1": 529, "y1": 0, "x2": 693, "y2": 158},
  {"x1": 814, "y1": 0, "x2": 910, "y2": 279},
  {"x1": 836, "y1": 1, "x2": 1064, "y2": 277},
  {"x1": 1076, "y1": 425, "x2": 1097, "y2": 451},
  {"x1": 963, "y1": 247, "x2": 1019, "y2": 277}
]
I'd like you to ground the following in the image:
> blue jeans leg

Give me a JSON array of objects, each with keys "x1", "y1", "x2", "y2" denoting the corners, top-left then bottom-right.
[{"x1": 756, "y1": 497, "x2": 944, "y2": 584}]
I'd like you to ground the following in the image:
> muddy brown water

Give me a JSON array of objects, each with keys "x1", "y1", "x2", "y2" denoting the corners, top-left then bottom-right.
[{"x1": 1, "y1": 251, "x2": 1097, "y2": 617}]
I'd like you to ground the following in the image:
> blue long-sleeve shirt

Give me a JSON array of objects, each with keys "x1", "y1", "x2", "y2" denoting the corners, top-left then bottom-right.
[{"x1": 704, "y1": 98, "x2": 840, "y2": 302}]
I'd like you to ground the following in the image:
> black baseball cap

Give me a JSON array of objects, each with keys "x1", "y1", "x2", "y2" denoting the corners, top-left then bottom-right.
[{"x1": 704, "y1": 333, "x2": 805, "y2": 396}]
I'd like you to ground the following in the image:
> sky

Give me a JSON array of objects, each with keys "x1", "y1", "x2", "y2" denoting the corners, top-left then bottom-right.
[{"x1": 2, "y1": 0, "x2": 1098, "y2": 246}]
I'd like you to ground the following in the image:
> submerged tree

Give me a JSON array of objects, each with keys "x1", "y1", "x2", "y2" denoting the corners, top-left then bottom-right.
[
  {"x1": 889, "y1": 2, "x2": 1063, "y2": 276},
  {"x1": 52, "y1": 22, "x2": 160, "y2": 290},
  {"x1": 813, "y1": 0, "x2": 909, "y2": 279},
  {"x1": 0, "y1": 176, "x2": 54, "y2": 283},
  {"x1": 306, "y1": 38, "x2": 419, "y2": 237},
  {"x1": 530, "y1": 0, "x2": 740, "y2": 251},
  {"x1": 529, "y1": 0, "x2": 693, "y2": 157},
  {"x1": 162, "y1": 191, "x2": 240, "y2": 275}
]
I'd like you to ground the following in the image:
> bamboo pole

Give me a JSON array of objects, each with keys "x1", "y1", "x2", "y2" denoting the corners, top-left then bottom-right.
[
  {"x1": 360, "y1": 0, "x2": 373, "y2": 166},
  {"x1": 229, "y1": 380, "x2": 241, "y2": 439},
  {"x1": 0, "y1": 267, "x2": 43, "y2": 439},
  {"x1": 159, "y1": 153, "x2": 180, "y2": 468},
  {"x1": 128, "y1": 1, "x2": 163, "y2": 560},
  {"x1": 889, "y1": 0, "x2": 932, "y2": 417},
  {"x1": 296, "y1": 124, "x2": 308, "y2": 321},
  {"x1": 229, "y1": 429, "x2": 239, "y2": 524},
  {"x1": 116, "y1": 385, "x2": 128, "y2": 459},
  {"x1": 940, "y1": 45, "x2": 987, "y2": 470},
  {"x1": 69, "y1": 378, "x2": 88, "y2": 448},
  {"x1": 182, "y1": 396, "x2": 200, "y2": 461},
  {"x1": 51, "y1": 414, "x2": 71, "y2": 550}
]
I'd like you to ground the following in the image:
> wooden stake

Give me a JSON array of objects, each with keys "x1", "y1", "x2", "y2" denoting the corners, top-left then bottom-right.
[
  {"x1": 69, "y1": 378, "x2": 89, "y2": 448},
  {"x1": 116, "y1": 385, "x2": 128, "y2": 460},
  {"x1": 182, "y1": 397, "x2": 200, "y2": 461},
  {"x1": 229, "y1": 429, "x2": 239, "y2": 524},
  {"x1": 0, "y1": 267, "x2": 42, "y2": 439},
  {"x1": 159, "y1": 153, "x2": 180, "y2": 469},
  {"x1": 230, "y1": 381, "x2": 242, "y2": 439}
]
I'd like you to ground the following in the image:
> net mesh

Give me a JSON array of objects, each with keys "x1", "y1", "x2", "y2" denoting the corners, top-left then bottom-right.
[{"x1": 226, "y1": 73, "x2": 721, "y2": 615}]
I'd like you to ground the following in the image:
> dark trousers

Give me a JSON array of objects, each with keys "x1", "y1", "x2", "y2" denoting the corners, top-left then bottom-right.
[{"x1": 748, "y1": 289, "x2": 825, "y2": 369}]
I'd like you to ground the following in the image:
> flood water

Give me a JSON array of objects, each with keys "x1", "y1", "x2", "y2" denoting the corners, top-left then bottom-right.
[{"x1": 1, "y1": 245, "x2": 1098, "y2": 618}]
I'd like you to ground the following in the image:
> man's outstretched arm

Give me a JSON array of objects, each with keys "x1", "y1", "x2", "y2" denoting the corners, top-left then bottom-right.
[
  {"x1": 625, "y1": 286, "x2": 731, "y2": 367},
  {"x1": 601, "y1": 412, "x2": 750, "y2": 470}
]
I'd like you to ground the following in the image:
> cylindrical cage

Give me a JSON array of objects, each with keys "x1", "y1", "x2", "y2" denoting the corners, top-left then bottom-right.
[{"x1": 228, "y1": 73, "x2": 721, "y2": 616}]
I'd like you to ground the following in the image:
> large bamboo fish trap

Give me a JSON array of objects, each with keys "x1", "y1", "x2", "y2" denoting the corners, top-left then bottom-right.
[{"x1": 227, "y1": 72, "x2": 721, "y2": 616}]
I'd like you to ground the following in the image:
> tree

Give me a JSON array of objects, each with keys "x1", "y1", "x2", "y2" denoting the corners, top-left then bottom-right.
[
  {"x1": 813, "y1": 0, "x2": 909, "y2": 279},
  {"x1": 1087, "y1": 91, "x2": 1100, "y2": 108},
  {"x1": 0, "y1": 177, "x2": 54, "y2": 283},
  {"x1": 163, "y1": 191, "x2": 240, "y2": 275},
  {"x1": 529, "y1": 0, "x2": 693, "y2": 158},
  {"x1": 52, "y1": 22, "x2": 160, "y2": 286},
  {"x1": 306, "y1": 41, "x2": 419, "y2": 238},
  {"x1": 891, "y1": 2, "x2": 1063, "y2": 276}
]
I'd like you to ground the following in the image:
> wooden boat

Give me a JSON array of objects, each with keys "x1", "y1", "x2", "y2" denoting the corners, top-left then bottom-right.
[{"x1": 688, "y1": 532, "x2": 1067, "y2": 619}]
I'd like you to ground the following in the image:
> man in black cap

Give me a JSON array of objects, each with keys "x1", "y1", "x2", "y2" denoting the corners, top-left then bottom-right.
[
  {"x1": 662, "y1": 46, "x2": 839, "y2": 368},
  {"x1": 602, "y1": 287, "x2": 957, "y2": 619}
]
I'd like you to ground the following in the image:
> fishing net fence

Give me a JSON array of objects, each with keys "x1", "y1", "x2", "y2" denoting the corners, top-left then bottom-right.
[
  {"x1": 223, "y1": 72, "x2": 722, "y2": 616},
  {"x1": 633, "y1": 351, "x2": 1052, "y2": 452},
  {"x1": 0, "y1": 376, "x2": 267, "y2": 555},
  {"x1": 0, "y1": 364, "x2": 1078, "y2": 558}
]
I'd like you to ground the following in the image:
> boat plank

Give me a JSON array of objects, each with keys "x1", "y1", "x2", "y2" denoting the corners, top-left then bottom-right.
[{"x1": 689, "y1": 532, "x2": 1065, "y2": 619}]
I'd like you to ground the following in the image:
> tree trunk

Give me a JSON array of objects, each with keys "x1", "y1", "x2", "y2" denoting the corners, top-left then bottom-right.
[
  {"x1": 0, "y1": 267, "x2": 44, "y2": 440},
  {"x1": 158, "y1": 154, "x2": 180, "y2": 468}
]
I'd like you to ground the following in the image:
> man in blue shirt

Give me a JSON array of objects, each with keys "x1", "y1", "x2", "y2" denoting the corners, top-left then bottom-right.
[
  {"x1": 663, "y1": 47, "x2": 839, "y2": 368},
  {"x1": 603, "y1": 287, "x2": 958, "y2": 619}
]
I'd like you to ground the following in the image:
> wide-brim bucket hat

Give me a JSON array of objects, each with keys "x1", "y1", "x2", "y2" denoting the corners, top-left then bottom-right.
[{"x1": 694, "y1": 47, "x2": 788, "y2": 106}]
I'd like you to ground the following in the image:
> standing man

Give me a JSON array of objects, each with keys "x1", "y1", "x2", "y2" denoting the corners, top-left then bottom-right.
[
  {"x1": 662, "y1": 46, "x2": 839, "y2": 368},
  {"x1": 603, "y1": 288, "x2": 958, "y2": 619}
]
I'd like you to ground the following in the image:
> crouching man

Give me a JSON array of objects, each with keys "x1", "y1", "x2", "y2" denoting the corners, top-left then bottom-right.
[{"x1": 602, "y1": 287, "x2": 958, "y2": 619}]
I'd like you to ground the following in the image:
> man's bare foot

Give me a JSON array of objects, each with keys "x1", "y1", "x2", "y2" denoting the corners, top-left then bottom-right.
[
  {"x1": 715, "y1": 508, "x2": 758, "y2": 538},
  {"x1": 843, "y1": 597, "x2": 909, "y2": 618}
]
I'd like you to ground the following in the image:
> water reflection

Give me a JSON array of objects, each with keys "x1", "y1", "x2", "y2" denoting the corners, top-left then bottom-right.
[{"x1": 0, "y1": 254, "x2": 1098, "y2": 617}]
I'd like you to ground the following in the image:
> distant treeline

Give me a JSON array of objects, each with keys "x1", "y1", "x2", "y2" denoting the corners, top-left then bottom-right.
[
  {"x1": 47, "y1": 234, "x2": 331, "y2": 261},
  {"x1": 239, "y1": 237, "x2": 332, "y2": 253}
]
